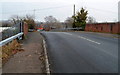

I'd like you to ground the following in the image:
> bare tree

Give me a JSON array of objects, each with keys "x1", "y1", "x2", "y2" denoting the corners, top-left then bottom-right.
[
  {"x1": 44, "y1": 16, "x2": 61, "y2": 29},
  {"x1": 64, "y1": 17, "x2": 74, "y2": 28},
  {"x1": 10, "y1": 15, "x2": 35, "y2": 29},
  {"x1": 24, "y1": 15, "x2": 35, "y2": 29},
  {"x1": 10, "y1": 15, "x2": 23, "y2": 24},
  {"x1": 87, "y1": 16, "x2": 97, "y2": 24},
  {"x1": 44, "y1": 16, "x2": 57, "y2": 23}
]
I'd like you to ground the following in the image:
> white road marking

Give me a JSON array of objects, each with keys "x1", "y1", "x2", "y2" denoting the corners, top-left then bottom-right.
[
  {"x1": 43, "y1": 40, "x2": 50, "y2": 74},
  {"x1": 78, "y1": 36, "x2": 101, "y2": 45},
  {"x1": 63, "y1": 32, "x2": 73, "y2": 35},
  {"x1": 63, "y1": 32, "x2": 101, "y2": 45}
]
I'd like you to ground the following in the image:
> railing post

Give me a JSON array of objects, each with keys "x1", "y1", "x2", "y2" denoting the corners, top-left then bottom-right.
[
  {"x1": 19, "y1": 21, "x2": 24, "y2": 40},
  {"x1": 20, "y1": 21, "x2": 23, "y2": 32}
]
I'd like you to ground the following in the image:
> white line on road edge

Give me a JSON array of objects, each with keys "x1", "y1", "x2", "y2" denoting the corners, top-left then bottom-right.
[{"x1": 43, "y1": 40, "x2": 50, "y2": 75}]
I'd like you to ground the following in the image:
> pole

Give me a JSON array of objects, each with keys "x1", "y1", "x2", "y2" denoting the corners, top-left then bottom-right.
[
  {"x1": 34, "y1": 9, "x2": 36, "y2": 21},
  {"x1": 74, "y1": 4, "x2": 75, "y2": 17},
  {"x1": 73, "y1": 4, "x2": 75, "y2": 28}
]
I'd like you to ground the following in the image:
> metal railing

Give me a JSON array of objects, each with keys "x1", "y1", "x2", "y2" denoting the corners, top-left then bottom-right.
[
  {"x1": 2, "y1": 22, "x2": 22, "y2": 40},
  {"x1": 0, "y1": 22, "x2": 23, "y2": 46},
  {"x1": 0, "y1": 32, "x2": 23, "y2": 46}
]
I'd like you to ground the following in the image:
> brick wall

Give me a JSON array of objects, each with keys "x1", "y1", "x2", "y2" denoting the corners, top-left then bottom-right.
[
  {"x1": 85, "y1": 22, "x2": 120, "y2": 34},
  {"x1": 23, "y1": 22, "x2": 28, "y2": 36}
]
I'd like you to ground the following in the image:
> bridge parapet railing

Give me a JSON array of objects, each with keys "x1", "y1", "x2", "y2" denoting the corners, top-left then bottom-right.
[{"x1": 0, "y1": 22, "x2": 25, "y2": 47}]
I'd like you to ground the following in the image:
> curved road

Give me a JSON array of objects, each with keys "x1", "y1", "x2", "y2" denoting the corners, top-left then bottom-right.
[{"x1": 41, "y1": 32, "x2": 118, "y2": 73}]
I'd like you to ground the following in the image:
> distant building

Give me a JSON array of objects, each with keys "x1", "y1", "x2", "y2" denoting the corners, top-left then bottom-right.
[{"x1": 118, "y1": 1, "x2": 120, "y2": 22}]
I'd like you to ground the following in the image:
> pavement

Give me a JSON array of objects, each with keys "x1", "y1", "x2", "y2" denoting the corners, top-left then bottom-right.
[
  {"x1": 2, "y1": 32, "x2": 44, "y2": 73},
  {"x1": 41, "y1": 31, "x2": 118, "y2": 73}
]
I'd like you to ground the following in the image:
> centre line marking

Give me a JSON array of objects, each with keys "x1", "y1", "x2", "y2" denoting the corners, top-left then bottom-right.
[
  {"x1": 78, "y1": 36, "x2": 101, "y2": 45},
  {"x1": 63, "y1": 33, "x2": 101, "y2": 45},
  {"x1": 63, "y1": 33, "x2": 72, "y2": 35}
]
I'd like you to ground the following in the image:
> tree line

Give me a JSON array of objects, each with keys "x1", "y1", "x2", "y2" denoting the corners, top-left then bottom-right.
[
  {"x1": 1, "y1": 15, "x2": 35, "y2": 29},
  {"x1": 65, "y1": 7, "x2": 96, "y2": 30},
  {"x1": 1, "y1": 7, "x2": 97, "y2": 30}
]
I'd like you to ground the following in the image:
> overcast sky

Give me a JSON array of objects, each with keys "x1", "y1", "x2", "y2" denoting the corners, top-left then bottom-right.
[{"x1": 0, "y1": 0, "x2": 119, "y2": 22}]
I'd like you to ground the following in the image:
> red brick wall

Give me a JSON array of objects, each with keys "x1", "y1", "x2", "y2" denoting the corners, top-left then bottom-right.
[
  {"x1": 23, "y1": 22, "x2": 28, "y2": 36},
  {"x1": 85, "y1": 22, "x2": 120, "y2": 34},
  {"x1": 112, "y1": 23, "x2": 120, "y2": 33}
]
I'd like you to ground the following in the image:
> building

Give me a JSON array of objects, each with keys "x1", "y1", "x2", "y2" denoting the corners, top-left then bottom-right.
[
  {"x1": 85, "y1": 22, "x2": 120, "y2": 34},
  {"x1": 118, "y1": 1, "x2": 120, "y2": 22}
]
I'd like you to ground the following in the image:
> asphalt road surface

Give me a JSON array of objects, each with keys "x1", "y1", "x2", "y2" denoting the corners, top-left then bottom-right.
[{"x1": 41, "y1": 31, "x2": 118, "y2": 73}]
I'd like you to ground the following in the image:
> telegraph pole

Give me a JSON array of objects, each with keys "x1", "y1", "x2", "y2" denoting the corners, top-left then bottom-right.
[
  {"x1": 33, "y1": 9, "x2": 36, "y2": 21},
  {"x1": 73, "y1": 4, "x2": 75, "y2": 28},
  {"x1": 74, "y1": 4, "x2": 75, "y2": 17}
]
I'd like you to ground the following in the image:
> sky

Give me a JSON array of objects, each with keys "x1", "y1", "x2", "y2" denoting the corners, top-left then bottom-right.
[{"x1": 0, "y1": 0, "x2": 120, "y2": 22}]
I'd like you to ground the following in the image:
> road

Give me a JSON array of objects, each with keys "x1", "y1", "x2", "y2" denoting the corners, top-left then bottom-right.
[{"x1": 41, "y1": 31, "x2": 118, "y2": 73}]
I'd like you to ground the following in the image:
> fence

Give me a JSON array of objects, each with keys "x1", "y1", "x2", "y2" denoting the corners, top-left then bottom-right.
[
  {"x1": 0, "y1": 32, "x2": 23, "y2": 46},
  {"x1": 1, "y1": 22, "x2": 23, "y2": 41},
  {"x1": 0, "y1": 21, "x2": 29, "y2": 46}
]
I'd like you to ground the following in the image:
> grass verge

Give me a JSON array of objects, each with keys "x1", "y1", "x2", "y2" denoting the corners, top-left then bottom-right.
[{"x1": 1, "y1": 39, "x2": 21, "y2": 66}]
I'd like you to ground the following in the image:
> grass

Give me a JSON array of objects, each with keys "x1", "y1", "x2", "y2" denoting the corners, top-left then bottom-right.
[
  {"x1": 117, "y1": 33, "x2": 120, "y2": 35},
  {"x1": 1, "y1": 39, "x2": 21, "y2": 66}
]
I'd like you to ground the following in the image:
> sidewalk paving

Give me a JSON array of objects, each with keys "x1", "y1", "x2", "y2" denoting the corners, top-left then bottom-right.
[{"x1": 2, "y1": 32, "x2": 44, "y2": 73}]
